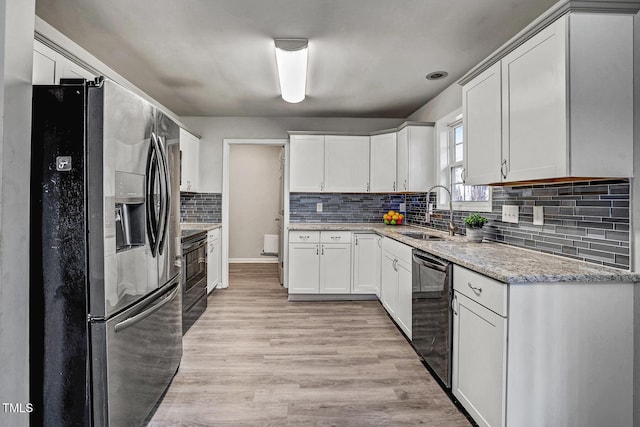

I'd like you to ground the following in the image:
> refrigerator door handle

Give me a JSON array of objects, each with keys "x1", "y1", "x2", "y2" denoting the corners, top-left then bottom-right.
[
  {"x1": 145, "y1": 136, "x2": 159, "y2": 256},
  {"x1": 114, "y1": 284, "x2": 180, "y2": 333},
  {"x1": 156, "y1": 135, "x2": 170, "y2": 255}
]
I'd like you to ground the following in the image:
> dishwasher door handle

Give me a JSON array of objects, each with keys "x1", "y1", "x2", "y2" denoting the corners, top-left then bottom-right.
[{"x1": 413, "y1": 253, "x2": 448, "y2": 272}]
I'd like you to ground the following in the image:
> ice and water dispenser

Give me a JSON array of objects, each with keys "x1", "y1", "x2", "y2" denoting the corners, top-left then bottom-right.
[{"x1": 114, "y1": 171, "x2": 145, "y2": 252}]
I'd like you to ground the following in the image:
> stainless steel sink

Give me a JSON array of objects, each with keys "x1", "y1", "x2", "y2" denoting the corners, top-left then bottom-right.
[{"x1": 398, "y1": 231, "x2": 444, "y2": 241}]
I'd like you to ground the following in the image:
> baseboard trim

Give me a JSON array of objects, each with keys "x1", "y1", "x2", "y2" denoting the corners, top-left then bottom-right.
[
  {"x1": 288, "y1": 294, "x2": 378, "y2": 302},
  {"x1": 229, "y1": 257, "x2": 278, "y2": 264}
]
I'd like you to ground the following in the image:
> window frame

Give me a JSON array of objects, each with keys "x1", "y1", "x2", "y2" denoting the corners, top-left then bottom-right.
[{"x1": 434, "y1": 108, "x2": 492, "y2": 212}]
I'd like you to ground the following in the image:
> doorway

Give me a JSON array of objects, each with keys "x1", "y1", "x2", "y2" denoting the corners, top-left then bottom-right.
[{"x1": 221, "y1": 139, "x2": 290, "y2": 289}]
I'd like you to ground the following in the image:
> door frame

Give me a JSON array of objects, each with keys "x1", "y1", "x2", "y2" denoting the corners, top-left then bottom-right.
[{"x1": 221, "y1": 138, "x2": 290, "y2": 289}]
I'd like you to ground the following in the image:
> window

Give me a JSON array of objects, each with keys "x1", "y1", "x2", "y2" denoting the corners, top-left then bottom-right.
[{"x1": 435, "y1": 109, "x2": 491, "y2": 212}]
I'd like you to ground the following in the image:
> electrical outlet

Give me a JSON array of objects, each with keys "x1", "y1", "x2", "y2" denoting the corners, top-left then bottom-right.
[
  {"x1": 316, "y1": 202, "x2": 323, "y2": 213},
  {"x1": 501, "y1": 205, "x2": 519, "y2": 224},
  {"x1": 533, "y1": 206, "x2": 544, "y2": 225},
  {"x1": 399, "y1": 202, "x2": 406, "y2": 212}
]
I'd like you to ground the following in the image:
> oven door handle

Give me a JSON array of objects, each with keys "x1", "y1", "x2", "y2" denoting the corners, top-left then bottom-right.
[
  {"x1": 413, "y1": 253, "x2": 448, "y2": 272},
  {"x1": 182, "y1": 240, "x2": 207, "y2": 253}
]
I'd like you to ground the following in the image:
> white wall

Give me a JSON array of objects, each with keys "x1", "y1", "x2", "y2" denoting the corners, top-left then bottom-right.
[
  {"x1": 0, "y1": 1, "x2": 36, "y2": 426},
  {"x1": 407, "y1": 82, "x2": 462, "y2": 123},
  {"x1": 180, "y1": 116, "x2": 404, "y2": 193},
  {"x1": 229, "y1": 144, "x2": 281, "y2": 260}
]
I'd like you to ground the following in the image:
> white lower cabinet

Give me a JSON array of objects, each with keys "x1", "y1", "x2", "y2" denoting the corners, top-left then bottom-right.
[
  {"x1": 452, "y1": 292, "x2": 506, "y2": 427},
  {"x1": 451, "y1": 265, "x2": 634, "y2": 427},
  {"x1": 380, "y1": 237, "x2": 412, "y2": 339},
  {"x1": 207, "y1": 228, "x2": 221, "y2": 293},
  {"x1": 288, "y1": 231, "x2": 351, "y2": 294},
  {"x1": 352, "y1": 233, "x2": 381, "y2": 295}
]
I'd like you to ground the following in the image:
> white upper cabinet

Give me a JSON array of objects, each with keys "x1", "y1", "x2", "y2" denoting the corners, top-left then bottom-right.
[
  {"x1": 324, "y1": 135, "x2": 370, "y2": 192},
  {"x1": 33, "y1": 40, "x2": 96, "y2": 85},
  {"x1": 370, "y1": 133, "x2": 397, "y2": 192},
  {"x1": 461, "y1": 11, "x2": 634, "y2": 184},
  {"x1": 396, "y1": 125, "x2": 435, "y2": 192},
  {"x1": 33, "y1": 41, "x2": 57, "y2": 85},
  {"x1": 180, "y1": 128, "x2": 200, "y2": 192},
  {"x1": 289, "y1": 125, "x2": 433, "y2": 194},
  {"x1": 289, "y1": 135, "x2": 325, "y2": 192},
  {"x1": 462, "y1": 62, "x2": 502, "y2": 185}
]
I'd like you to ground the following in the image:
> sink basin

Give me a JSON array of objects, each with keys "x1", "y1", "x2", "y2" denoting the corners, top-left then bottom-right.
[{"x1": 398, "y1": 231, "x2": 444, "y2": 241}]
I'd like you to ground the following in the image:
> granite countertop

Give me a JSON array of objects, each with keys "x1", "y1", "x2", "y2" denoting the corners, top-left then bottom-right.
[
  {"x1": 180, "y1": 222, "x2": 221, "y2": 232},
  {"x1": 288, "y1": 223, "x2": 640, "y2": 284}
]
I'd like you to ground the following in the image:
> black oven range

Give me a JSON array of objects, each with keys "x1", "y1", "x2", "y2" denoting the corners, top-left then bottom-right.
[{"x1": 181, "y1": 229, "x2": 208, "y2": 334}]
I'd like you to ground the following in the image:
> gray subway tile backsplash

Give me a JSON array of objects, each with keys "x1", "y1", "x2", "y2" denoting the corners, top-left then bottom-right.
[
  {"x1": 180, "y1": 192, "x2": 222, "y2": 223},
  {"x1": 290, "y1": 179, "x2": 630, "y2": 269}
]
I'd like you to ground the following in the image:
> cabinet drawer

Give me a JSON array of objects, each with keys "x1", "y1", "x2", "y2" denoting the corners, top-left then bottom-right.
[
  {"x1": 320, "y1": 231, "x2": 351, "y2": 243},
  {"x1": 289, "y1": 231, "x2": 320, "y2": 243},
  {"x1": 453, "y1": 265, "x2": 507, "y2": 316},
  {"x1": 382, "y1": 237, "x2": 413, "y2": 262},
  {"x1": 208, "y1": 228, "x2": 220, "y2": 241}
]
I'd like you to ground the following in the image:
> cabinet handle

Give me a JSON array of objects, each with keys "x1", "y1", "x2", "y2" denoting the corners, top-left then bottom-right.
[
  {"x1": 355, "y1": 236, "x2": 358, "y2": 246},
  {"x1": 300, "y1": 235, "x2": 310, "y2": 240},
  {"x1": 392, "y1": 259, "x2": 398, "y2": 271},
  {"x1": 330, "y1": 236, "x2": 340, "y2": 240},
  {"x1": 377, "y1": 238, "x2": 382, "y2": 248},
  {"x1": 316, "y1": 245, "x2": 319, "y2": 255},
  {"x1": 404, "y1": 179, "x2": 407, "y2": 190},
  {"x1": 393, "y1": 181, "x2": 396, "y2": 191},
  {"x1": 321, "y1": 181, "x2": 324, "y2": 191},
  {"x1": 468, "y1": 282, "x2": 482, "y2": 295},
  {"x1": 461, "y1": 167, "x2": 466, "y2": 184},
  {"x1": 452, "y1": 294, "x2": 458, "y2": 316},
  {"x1": 501, "y1": 159, "x2": 507, "y2": 180},
  {"x1": 321, "y1": 245, "x2": 324, "y2": 255}
]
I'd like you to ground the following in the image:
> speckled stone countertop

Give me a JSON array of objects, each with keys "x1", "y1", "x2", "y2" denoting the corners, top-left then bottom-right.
[
  {"x1": 180, "y1": 222, "x2": 221, "y2": 232},
  {"x1": 288, "y1": 223, "x2": 640, "y2": 284}
]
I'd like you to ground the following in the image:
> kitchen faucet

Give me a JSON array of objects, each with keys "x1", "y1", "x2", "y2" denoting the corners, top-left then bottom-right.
[{"x1": 426, "y1": 185, "x2": 458, "y2": 236}]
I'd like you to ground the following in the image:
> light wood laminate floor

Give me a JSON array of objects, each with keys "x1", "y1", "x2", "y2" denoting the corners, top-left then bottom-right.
[{"x1": 148, "y1": 263, "x2": 472, "y2": 426}]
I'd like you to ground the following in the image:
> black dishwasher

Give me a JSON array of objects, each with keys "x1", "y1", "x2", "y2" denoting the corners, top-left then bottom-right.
[{"x1": 412, "y1": 249, "x2": 453, "y2": 389}]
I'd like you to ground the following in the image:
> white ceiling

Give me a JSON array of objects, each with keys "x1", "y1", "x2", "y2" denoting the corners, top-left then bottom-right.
[{"x1": 35, "y1": 0, "x2": 558, "y2": 118}]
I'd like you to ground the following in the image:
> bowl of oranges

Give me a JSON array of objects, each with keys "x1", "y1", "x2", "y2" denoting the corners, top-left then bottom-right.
[{"x1": 383, "y1": 210, "x2": 404, "y2": 225}]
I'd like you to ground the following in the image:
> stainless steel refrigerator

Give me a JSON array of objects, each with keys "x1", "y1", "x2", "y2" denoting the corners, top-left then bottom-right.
[{"x1": 30, "y1": 78, "x2": 182, "y2": 426}]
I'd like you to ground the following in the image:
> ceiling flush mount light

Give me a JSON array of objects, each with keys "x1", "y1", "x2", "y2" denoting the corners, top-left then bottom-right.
[
  {"x1": 426, "y1": 71, "x2": 448, "y2": 80},
  {"x1": 274, "y1": 38, "x2": 308, "y2": 103}
]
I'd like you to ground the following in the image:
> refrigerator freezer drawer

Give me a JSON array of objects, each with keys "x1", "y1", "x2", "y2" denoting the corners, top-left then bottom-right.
[{"x1": 91, "y1": 281, "x2": 183, "y2": 426}]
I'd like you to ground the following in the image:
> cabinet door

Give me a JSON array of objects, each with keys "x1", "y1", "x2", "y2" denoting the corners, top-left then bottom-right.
[
  {"x1": 406, "y1": 126, "x2": 435, "y2": 192},
  {"x1": 207, "y1": 238, "x2": 220, "y2": 293},
  {"x1": 33, "y1": 41, "x2": 57, "y2": 85},
  {"x1": 397, "y1": 126, "x2": 434, "y2": 192},
  {"x1": 319, "y1": 244, "x2": 351, "y2": 294},
  {"x1": 59, "y1": 59, "x2": 96, "y2": 81},
  {"x1": 452, "y1": 292, "x2": 506, "y2": 427},
  {"x1": 324, "y1": 135, "x2": 370, "y2": 192},
  {"x1": 290, "y1": 135, "x2": 325, "y2": 192},
  {"x1": 396, "y1": 128, "x2": 409, "y2": 192},
  {"x1": 380, "y1": 250, "x2": 398, "y2": 317},
  {"x1": 288, "y1": 243, "x2": 320, "y2": 293},
  {"x1": 501, "y1": 17, "x2": 567, "y2": 182},
  {"x1": 370, "y1": 133, "x2": 397, "y2": 192},
  {"x1": 395, "y1": 257, "x2": 412, "y2": 339},
  {"x1": 463, "y1": 62, "x2": 502, "y2": 185},
  {"x1": 352, "y1": 234, "x2": 381, "y2": 294},
  {"x1": 179, "y1": 128, "x2": 200, "y2": 192}
]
